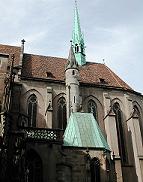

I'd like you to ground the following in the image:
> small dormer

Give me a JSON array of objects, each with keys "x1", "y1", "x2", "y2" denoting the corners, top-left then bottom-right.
[{"x1": 99, "y1": 78, "x2": 108, "y2": 84}]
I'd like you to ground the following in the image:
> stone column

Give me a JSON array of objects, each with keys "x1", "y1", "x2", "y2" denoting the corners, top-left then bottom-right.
[{"x1": 45, "y1": 87, "x2": 53, "y2": 128}]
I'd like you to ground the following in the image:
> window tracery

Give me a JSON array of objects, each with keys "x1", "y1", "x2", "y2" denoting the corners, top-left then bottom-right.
[
  {"x1": 88, "y1": 100, "x2": 97, "y2": 120},
  {"x1": 27, "y1": 94, "x2": 37, "y2": 127},
  {"x1": 57, "y1": 97, "x2": 67, "y2": 130}
]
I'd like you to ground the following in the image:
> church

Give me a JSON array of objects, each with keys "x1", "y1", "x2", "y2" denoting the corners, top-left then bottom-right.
[{"x1": 0, "y1": 2, "x2": 143, "y2": 182}]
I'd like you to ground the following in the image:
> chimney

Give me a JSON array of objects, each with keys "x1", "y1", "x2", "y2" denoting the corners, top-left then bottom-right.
[{"x1": 19, "y1": 39, "x2": 25, "y2": 66}]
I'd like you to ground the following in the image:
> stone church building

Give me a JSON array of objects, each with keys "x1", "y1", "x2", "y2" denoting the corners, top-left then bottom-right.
[{"x1": 0, "y1": 2, "x2": 143, "y2": 182}]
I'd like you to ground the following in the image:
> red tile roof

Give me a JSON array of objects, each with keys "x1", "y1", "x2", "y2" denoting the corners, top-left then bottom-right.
[
  {"x1": 22, "y1": 54, "x2": 132, "y2": 90},
  {"x1": 0, "y1": 44, "x2": 132, "y2": 90},
  {"x1": 0, "y1": 44, "x2": 21, "y2": 65}
]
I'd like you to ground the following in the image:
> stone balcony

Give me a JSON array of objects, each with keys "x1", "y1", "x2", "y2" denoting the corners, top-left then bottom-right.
[{"x1": 19, "y1": 127, "x2": 64, "y2": 144}]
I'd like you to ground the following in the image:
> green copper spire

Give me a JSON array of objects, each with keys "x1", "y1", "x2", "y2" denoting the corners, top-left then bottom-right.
[{"x1": 72, "y1": 0, "x2": 86, "y2": 65}]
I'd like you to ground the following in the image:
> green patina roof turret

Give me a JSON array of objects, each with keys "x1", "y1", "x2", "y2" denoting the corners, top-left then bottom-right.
[
  {"x1": 63, "y1": 113, "x2": 110, "y2": 151},
  {"x1": 72, "y1": 0, "x2": 86, "y2": 66}
]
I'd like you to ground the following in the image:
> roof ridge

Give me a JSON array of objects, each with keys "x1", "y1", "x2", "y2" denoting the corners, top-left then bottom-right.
[
  {"x1": 0, "y1": 44, "x2": 20, "y2": 49},
  {"x1": 24, "y1": 53, "x2": 68, "y2": 60},
  {"x1": 23, "y1": 53, "x2": 102, "y2": 65}
]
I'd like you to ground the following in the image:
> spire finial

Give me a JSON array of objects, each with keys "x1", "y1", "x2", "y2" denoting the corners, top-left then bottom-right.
[{"x1": 21, "y1": 39, "x2": 25, "y2": 45}]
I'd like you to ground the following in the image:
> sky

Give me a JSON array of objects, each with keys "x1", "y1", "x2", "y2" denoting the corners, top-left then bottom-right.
[{"x1": 0, "y1": 0, "x2": 143, "y2": 93}]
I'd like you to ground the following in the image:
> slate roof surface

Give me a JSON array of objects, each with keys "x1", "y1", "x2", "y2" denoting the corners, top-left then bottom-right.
[
  {"x1": 64, "y1": 112, "x2": 110, "y2": 150},
  {"x1": 0, "y1": 44, "x2": 132, "y2": 90}
]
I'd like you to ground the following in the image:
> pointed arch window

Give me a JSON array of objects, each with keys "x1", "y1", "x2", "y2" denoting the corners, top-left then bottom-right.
[
  {"x1": 133, "y1": 105, "x2": 140, "y2": 118},
  {"x1": 75, "y1": 44, "x2": 79, "y2": 53},
  {"x1": 113, "y1": 102, "x2": 127, "y2": 163},
  {"x1": 88, "y1": 100, "x2": 97, "y2": 120},
  {"x1": 57, "y1": 97, "x2": 67, "y2": 130},
  {"x1": 27, "y1": 94, "x2": 37, "y2": 127},
  {"x1": 133, "y1": 105, "x2": 143, "y2": 141},
  {"x1": 90, "y1": 157, "x2": 100, "y2": 182}
]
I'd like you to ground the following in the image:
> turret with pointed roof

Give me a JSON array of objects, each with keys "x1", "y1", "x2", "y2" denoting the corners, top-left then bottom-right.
[
  {"x1": 72, "y1": 0, "x2": 86, "y2": 65},
  {"x1": 65, "y1": 44, "x2": 80, "y2": 119},
  {"x1": 66, "y1": 43, "x2": 78, "y2": 70}
]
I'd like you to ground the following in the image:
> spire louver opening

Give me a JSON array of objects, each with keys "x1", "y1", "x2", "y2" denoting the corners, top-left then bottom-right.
[{"x1": 72, "y1": 0, "x2": 86, "y2": 66}]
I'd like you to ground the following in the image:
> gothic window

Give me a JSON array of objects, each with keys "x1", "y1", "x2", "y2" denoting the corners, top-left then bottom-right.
[
  {"x1": 90, "y1": 157, "x2": 100, "y2": 182},
  {"x1": 57, "y1": 97, "x2": 67, "y2": 130},
  {"x1": 27, "y1": 94, "x2": 37, "y2": 127},
  {"x1": 133, "y1": 105, "x2": 140, "y2": 118},
  {"x1": 88, "y1": 100, "x2": 97, "y2": 120},
  {"x1": 113, "y1": 102, "x2": 127, "y2": 163},
  {"x1": 75, "y1": 44, "x2": 79, "y2": 53},
  {"x1": 133, "y1": 105, "x2": 143, "y2": 141},
  {"x1": 26, "y1": 150, "x2": 43, "y2": 182}
]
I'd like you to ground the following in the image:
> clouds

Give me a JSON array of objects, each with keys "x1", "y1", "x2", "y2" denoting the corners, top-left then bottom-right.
[
  {"x1": 82, "y1": 0, "x2": 143, "y2": 93},
  {"x1": 0, "y1": 0, "x2": 143, "y2": 93}
]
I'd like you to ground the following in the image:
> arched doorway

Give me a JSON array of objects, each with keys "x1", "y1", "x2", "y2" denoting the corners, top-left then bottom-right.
[
  {"x1": 25, "y1": 149, "x2": 43, "y2": 182},
  {"x1": 90, "y1": 157, "x2": 100, "y2": 182}
]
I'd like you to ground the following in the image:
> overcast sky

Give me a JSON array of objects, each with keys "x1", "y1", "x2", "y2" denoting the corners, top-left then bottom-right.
[{"x1": 0, "y1": 0, "x2": 143, "y2": 93}]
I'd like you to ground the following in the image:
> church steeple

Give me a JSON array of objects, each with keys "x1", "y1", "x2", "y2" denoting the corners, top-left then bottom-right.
[{"x1": 72, "y1": 0, "x2": 86, "y2": 65}]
